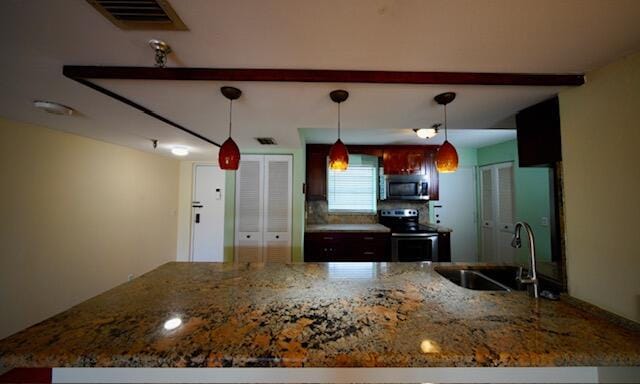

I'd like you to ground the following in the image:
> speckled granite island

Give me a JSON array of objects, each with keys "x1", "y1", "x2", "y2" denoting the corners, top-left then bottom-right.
[{"x1": 1, "y1": 261, "x2": 640, "y2": 375}]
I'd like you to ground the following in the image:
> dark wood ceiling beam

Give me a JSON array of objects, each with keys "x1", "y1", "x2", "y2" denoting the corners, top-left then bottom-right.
[{"x1": 63, "y1": 66, "x2": 584, "y2": 86}]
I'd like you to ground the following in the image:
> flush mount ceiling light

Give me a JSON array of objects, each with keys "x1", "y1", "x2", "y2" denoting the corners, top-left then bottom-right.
[
  {"x1": 328, "y1": 90, "x2": 349, "y2": 172},
  {"x1": 170, "y1": 146, "x2": 189, "y2": 156},
  {"x1": 434, "y1": 92, "x2": 459, "y2": 173},
  {"x1": 414, "y1": 124, "x2": 440, "y2": 139},
  {"x1": 33, "y1": 100, "x2": 75, "y2": 116},
  {"x1": 218, "y1": 86, "x2": 241, "y2": 170}
]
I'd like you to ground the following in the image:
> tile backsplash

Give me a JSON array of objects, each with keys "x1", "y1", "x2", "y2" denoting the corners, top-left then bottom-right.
[{"x1": 306, "y1": 200, "x2": 430, "y2": 225}]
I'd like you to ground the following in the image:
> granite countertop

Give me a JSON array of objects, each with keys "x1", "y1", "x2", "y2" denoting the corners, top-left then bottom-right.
[
  {"x1": 1, "y1": 262, "x2": 639, "y2": 368},
  {"x1": 305, "y1": 224, "x2": 391, "y2": 233}
]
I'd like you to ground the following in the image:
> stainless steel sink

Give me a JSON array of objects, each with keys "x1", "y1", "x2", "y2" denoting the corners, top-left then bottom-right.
[{"x1": 435, "y1": 266, "x2": 527, "y2": 291}]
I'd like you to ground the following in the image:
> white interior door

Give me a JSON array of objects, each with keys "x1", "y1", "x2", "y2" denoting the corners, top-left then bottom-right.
[
  {"x1": 496, "y1": 163, "x2": 516, "y2": 263},
  {"x1": 479, "y1": 162, "x2": 515, "y2": 263},
  {"x1": 480, "y1": 165, "x2": 495, "y2": 261},
  {"x1": 190, "y1": 164, "x2": 225, "y2": 262},
  {"x1": 235, "y1": 155, "x2": 264, "y2": 263},
  {"x1": 263, "y1": 155, "x2": 293, "y2": 263},
  {"x1": 432, "y1": 167, "x2": 478, "y2": 262}
]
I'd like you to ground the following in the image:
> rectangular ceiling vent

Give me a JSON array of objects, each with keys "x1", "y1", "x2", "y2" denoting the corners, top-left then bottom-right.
[
  {"x1": 255, "y1": 137, "x2": 278, "y2": 145},
  {"x1": 87, "y1": 0, "x2": 188, "y2": 30}
]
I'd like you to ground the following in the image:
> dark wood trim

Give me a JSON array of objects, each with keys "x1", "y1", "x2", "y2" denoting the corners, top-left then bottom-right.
[
  {"x1": 64, "y1": 76, "x2": 221, "y2": 148},
  {"x1": 0, "y1": 368, "x2": 52, "y2": 383},
  {"x1": 63, "y1": 66, "x2": 585, "y2": 86}
]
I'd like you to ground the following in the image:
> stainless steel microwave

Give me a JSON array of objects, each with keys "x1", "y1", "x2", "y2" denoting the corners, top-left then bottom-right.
[{"x1": 380, "y1": 174, "x2": 429, "y2": 201}]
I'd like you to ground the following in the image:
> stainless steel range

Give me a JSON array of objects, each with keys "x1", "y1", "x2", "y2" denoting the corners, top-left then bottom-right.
[{"x1": 379, "y1": 209, "x2": 439, "y2": 262}]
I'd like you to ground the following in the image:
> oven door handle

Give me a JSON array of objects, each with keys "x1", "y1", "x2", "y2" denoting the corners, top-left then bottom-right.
[{"x1": 391, "y1": 233, "x2": 438, "y2": 238}]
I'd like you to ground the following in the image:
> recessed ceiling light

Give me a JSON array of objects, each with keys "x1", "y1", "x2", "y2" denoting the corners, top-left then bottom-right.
[
  {"x1": 171, "y1": 146, "x2": 189, "y2": 156},
  {"x1": 33, "y1": 100, "x2": 75, "y2": 116}
]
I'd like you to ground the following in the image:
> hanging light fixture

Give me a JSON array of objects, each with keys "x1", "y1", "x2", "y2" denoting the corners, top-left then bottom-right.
[
  {"x1": 218, "y1": 86, "x2": 242, "y2": 170},
  {"x1": 328, "y1": 89, "x2": 349, "y2": 171},
  {"x1": 434, "y1": 92, "x2": 459, "y2": 173},
  {"x1": 414, "y1": 124, "x2": 440, "y2": 139}
]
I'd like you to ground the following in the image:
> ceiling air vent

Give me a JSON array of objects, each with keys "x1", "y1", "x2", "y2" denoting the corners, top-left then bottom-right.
[
  {"x1": 87, "y1": 0, "x2": 188, "y2": 30},
  {"x1": 255, "y1": 137, "x2": 278, "y2": 145}
]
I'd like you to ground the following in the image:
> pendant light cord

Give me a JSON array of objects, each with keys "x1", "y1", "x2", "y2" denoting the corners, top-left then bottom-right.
[
  {"x1": 337, "y1": 102, "x2": 341, "y2": 140},
  {"x1": 228, "y1": 99, "x2": 233, "y2": 137},
  {"x1": 444, "y1": 103, "x2": 448, "y2": 141}
]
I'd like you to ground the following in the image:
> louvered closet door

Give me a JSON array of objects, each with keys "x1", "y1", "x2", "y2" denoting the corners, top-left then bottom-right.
[
  {"x1": 263, "y1": 155, "x2": 293, "y2": 263},
  {"x1": 496, "y1": 163, "x2": 516, "y2": 263},
  {"x1": 235, "y1": 155, "x2": 264, "y2": 263},
  {"x1": 479, "y1": 166, "x2": 496, "y2": 262}
]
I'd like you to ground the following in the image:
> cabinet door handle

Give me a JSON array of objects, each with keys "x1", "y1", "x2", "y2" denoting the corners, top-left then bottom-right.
[
  {"x1": 363, "y1": 251, "x2": 375, "y2": 255},
  {"x1": 275, "y1": 235, "x2": 280, "y2": 239},
  {"x1": 323, "y1": 237, "x2": 334, "y2": 240},
  {"x1": 246, "y1": 235, "x2": 251, "y2": 239},
  {"x1": 364, "y1": 237, "x2": 374, "y2": 240}
]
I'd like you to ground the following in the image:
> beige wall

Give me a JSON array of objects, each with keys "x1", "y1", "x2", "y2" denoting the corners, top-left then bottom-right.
[
  {"x1": 560, "y1": 51, "x2": 640, "y2": 322},
  {"x1": 0, "y1": 118, "x2": 180, "y2": 339}
]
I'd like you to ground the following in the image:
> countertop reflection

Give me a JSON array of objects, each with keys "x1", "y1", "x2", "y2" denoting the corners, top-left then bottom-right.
[{"x1": 0, "y1": 261, "x2": 639, "y2": 368}]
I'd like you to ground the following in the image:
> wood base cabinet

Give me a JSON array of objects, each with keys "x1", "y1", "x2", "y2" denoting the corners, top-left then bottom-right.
[{"x1": 304, "y1": 232, "x2": 390, "y2": 262}]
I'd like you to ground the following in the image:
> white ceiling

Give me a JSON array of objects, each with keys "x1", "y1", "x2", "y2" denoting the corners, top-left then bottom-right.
[{"x1": 1, "y1": 0, "x2": 639, "y2": 160}]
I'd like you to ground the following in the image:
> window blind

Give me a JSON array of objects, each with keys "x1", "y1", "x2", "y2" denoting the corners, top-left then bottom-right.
[{"x1": 327, "y1": 157, "x2": 377, "y2": 213}]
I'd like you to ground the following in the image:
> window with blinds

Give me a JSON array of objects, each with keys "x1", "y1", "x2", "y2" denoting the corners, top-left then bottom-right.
[{"x1": 327, "y1": 155, "x2": 378, "y2": 213}]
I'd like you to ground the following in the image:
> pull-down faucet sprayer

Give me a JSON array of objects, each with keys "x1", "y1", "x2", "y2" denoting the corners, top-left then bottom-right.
[{"x1": 511, "y1": 222, "x2": 539, "y2": 298}]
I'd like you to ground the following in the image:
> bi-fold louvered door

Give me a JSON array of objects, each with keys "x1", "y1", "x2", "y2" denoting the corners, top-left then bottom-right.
[
  {"x1": 235, "y1": 155, "x2": 292, "y2": 263},
  {"x1": 479, "y1": 162, "x2": 515, "y2": 263}
]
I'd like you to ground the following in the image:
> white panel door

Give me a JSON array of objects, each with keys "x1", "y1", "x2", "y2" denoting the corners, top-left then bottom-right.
[
  {"x1": 496, "y1": 163, "x2": 516, "y2": 263},
  {"x1": 191, "y1": 164, "x2": 225, "y2": 262},
  {"x1": 479, "y1": 166, "x2": 496, "y2": 262},
  {"x1": 479, "y1": 162, "x2": 516, "y2": 263},
  {"x1": 235, "y1": 155, "x2": 264, "y2": 263},
  {"x1": 263, "y1": 155, "x2": 293, "y2": 263},
  {"x1": 432, "y1": 167, "x2": 478, "y2": 262}
]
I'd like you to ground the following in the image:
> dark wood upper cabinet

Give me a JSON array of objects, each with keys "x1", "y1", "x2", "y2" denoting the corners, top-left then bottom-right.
[
  {"x1": 382, "y1": 148, "x2": 426, "y2": 175},
  {"x1": 516, "y1": 96, "x2": 562, "y2": 167},
  {"x1": 305, "y1": 145, "x2": 329, "y2": 201},
  {"x1": 305, "y1": 144, "x2": 440, "y2": 201}
]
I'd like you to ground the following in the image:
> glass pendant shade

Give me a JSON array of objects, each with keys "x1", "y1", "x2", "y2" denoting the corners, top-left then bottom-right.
[
  {"x1": 218, "y1": 137, "x2": 240, "y2": 170},
  {"x1": 435, "y1": 140, "x2": 459, "y2": 173},
  {"x1": 329, "y1": 139, "x2": 349, "y2": 171}
]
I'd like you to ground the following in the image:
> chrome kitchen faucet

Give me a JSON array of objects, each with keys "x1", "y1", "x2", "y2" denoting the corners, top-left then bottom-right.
[{"x1": 511, "y1": 222, "x2": 539, "y2": 298}]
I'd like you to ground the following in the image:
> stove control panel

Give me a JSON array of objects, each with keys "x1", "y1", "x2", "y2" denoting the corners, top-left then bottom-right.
[{"x1": 380, "y1": 209, "x2": 418, "y2": 217}]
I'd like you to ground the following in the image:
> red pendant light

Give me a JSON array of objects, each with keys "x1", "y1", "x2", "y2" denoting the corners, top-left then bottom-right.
[
  {"x1": 218, "y1": 86, "x2": 242, "y2": 170},
  {"x1": 434, "y1": 92, "x2": 459, "y2": 173},
  {"x1": 328, "y1": 90, "x2": 349, "y2": 171}
]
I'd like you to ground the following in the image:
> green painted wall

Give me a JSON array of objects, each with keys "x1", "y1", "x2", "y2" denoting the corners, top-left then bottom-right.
[
  {"x1": 223, "y1": 147, "x2": 305, "y2": 263},
  {"x1": 428, "y1": 147, "x2": 478, "y2": 222},
  {"x1": 476, "y1": 140, "x2": 552, "y2": 263}
]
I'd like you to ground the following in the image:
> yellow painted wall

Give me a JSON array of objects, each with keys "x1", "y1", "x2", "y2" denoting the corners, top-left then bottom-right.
[
  {"x1": 0, "y1": 118, "x2": 180, "y2": 339},
  {"x1": 559, "y1": 51, "x2": 640, "y2": 322}
]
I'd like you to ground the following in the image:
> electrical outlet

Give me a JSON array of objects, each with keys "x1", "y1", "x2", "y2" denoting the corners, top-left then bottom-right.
[
  {"x1": 128, "y1": 274, "x2": 134, "y2": 282},
  {"x1": 541, "y1": 217, "x2": 549, "y2": 227}
]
